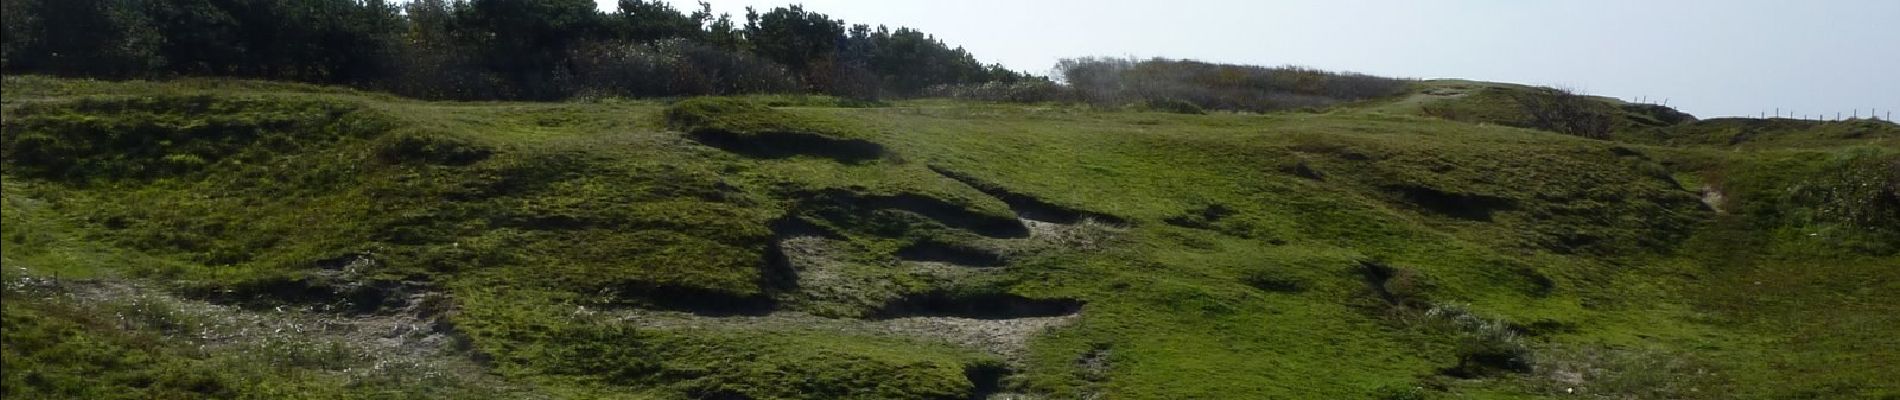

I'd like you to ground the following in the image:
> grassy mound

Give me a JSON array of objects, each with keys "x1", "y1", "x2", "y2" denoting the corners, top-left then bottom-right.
[
  {"x1": 1413, "y1": 84, "x2": 1688, "y2": 140},
  {"x1": 2, "y1": 95, "x2": 393, "y2": 182},
  {"x1": 665, "y1": 97, "x2": 887, "y2": 162}
]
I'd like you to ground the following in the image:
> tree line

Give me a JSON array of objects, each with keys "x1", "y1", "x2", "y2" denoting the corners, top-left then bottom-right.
[
  {"x1": 0, "y1": 0, "x2": 1036, "y2": 100},
  {"x1": 931, "y1": 57, "x2": 1412, "y2": 113},
  {"x1": 1058, "y1": 57, "x2": 1411, "y2": 112}
]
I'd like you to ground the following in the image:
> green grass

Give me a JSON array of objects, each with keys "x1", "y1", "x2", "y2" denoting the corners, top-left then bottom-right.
[{"x1": 3, "y1": 75, "x2": 1896, "y2": 399}]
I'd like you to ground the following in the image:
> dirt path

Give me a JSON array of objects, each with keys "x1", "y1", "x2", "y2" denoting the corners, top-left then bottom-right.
[{"x1": 614, "y1": 308, "x2": 1077, "y2": 361}]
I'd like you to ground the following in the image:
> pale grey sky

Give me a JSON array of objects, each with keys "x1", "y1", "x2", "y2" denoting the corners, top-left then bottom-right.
[{"x1": 602, "y1": 0, "x2": 1899, "y2": 118}]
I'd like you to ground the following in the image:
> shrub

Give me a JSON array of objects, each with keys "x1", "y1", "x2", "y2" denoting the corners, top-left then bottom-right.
[
  {"x1": 1359, "y1": 260, "x2": 1434, "y2": 309},
  {"x1": 1802, "y1": 151, "x2": 1900, "y2": 231},
  {"x1": 1509, "y1": 87, "x2": 1616, "y2": 139},
  {"x1": 1412, "y1": 304, "x2": 1532, "y2": 378},
  {"x1": 1525, "y1": 346, "x2": 1726, "y2": 399},
  {"x1": 1735, "y1": 149, "x2": 1900, "y2": 253},
  {"x1": 1372, "y1": 385, "x2": 1436, "y2": 400}
]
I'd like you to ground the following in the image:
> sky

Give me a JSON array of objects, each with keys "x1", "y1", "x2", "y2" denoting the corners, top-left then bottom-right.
[{"x1": 598, "y1": 0, "x2": 1900, "y2": 118}]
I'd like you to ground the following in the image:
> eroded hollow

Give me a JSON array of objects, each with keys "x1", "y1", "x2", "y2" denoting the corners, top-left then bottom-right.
[
  {"x1": 683, "y1": 389, "x2": 754, "y2": 400},
  {"x1": 374, "y1": 132, "x2": 493, "y2": 166},
  {"x1": 874, "y1": 292, "x2": 1083, "y2": 320},
  {"x1": 760, "y1": 216, "x2": 842, "y2": 295},
  {"x1": 800, "y1": 189, "x2": 1029, "y2": 238},
  {"x1": 964, "y1": 363, "x2": 1011, "y2": 400},
  {"x1": 928, "y1": 166, "x2": 1126, "y2": 225},
  {"x1": 896, "y1": 240, "x2": 1007, "y2": 268},
  {"x1": 1163, "y1": 203, "x2": 1235, "y2": 230},
  {"x1": 1076, "y1": 346, "x2": 1113, "y2": 382},
  {"x1": 690, "y1": 130, "x2": 885, "y2": 163},
  {"x1": 1356, "y1": 260, "x2": 1420, "y2": 308},
  {"x1": 1384, "y1": 184, "x2": 1516, "y2": 221},
  {"x1": 1280, "y1": 161, "x2": 1326, "y2": 180},
  {"x1": 185, "y1": 274, "x2": 427, "y2": 315},
  {"x1": 594, "y1": 216, "x2": 841, "y2": 317},
  {"x1": 1242, "y1": 274, "x2": 1308, "y2": 294},
  {"x1": 1441, "y1": 350, "x2": 1533, "y2": 378},
  {"x1": 761, "y1": 241, "x2": 802, "y2": 295},
  {"x1": 613, "y1": 281, "x2": 777, "y2": 317},
  {"x1": 769, "y1": 215, "x2": 845, "y2": 240},
  {"x1": 1514, "y1": 267, "x2": 1556, "y2": 298}
]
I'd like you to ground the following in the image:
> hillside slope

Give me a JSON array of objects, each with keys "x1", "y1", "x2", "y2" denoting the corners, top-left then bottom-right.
[{"x1": 3, "y1": 76, "x2": 1897, "y2": 399}]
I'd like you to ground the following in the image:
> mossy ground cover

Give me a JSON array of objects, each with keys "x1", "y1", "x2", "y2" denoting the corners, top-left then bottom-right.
[{"x1": 3, "y1": 75, "x2": 1896, "y2": 399}]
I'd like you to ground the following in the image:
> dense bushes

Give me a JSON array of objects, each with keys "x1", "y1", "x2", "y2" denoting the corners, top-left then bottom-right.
[
  {"x1": 568, "y1": 39, "x2": 801, "y2": 98},
  {"x1": 922, "y1": 81, "x2": 1075, "y2": 104},
  {"x1": 1751, "y1": 150, "x2": 1900, "y2": 251},
  {"x1": 922, "y1": 58, "x2": 1410, "y2": 113},
  {"x1": 1143, "y1": 98, "x2": 1206, "y2": 115},
  {"x1": 1054, "y1": 57, "x2": 1411, "y2": 112},
  {"x1": 0, "y1": 0, "x2": 1030, "y2": 101}
]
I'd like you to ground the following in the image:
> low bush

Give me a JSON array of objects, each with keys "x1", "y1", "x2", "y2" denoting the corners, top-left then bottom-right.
[
  {"x1": 1144, "y1": 98, "x2": 1206, "y2": 115},
  {"x1": 1412, "y1": 304, "x2": 1533, "y2": 378}
]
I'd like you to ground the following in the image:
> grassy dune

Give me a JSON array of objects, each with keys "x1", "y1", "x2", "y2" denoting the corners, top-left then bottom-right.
[{"x1": 3, "y1": 75, "x2": 1896, "y2": 399}]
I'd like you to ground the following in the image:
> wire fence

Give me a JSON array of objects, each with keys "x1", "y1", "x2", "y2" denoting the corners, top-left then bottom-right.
[
  {"x1": 1749, "y1": 108, "x2": 1891, "y2": 121},
  {"x1": 1627, "y1": 96, "x2": 1892, "y2": 122}
]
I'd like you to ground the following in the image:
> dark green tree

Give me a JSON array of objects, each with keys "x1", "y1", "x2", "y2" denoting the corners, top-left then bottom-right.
[
  {"x1": 610, "y1": 0, "x2": 706, "y2": 43},
  {"x1": 0, "y1": 0, "x2": 1028, "y2": 101},
  {"x1": 745, "y1": 5, "x2": 844, "y2": 85},
  {"x1": 705, "y1": 12, "x2": 745, "y2": 51},
  {"x1": 387, "y1": 0, "x2": 502, "y2": 99},
  {"x1": 1, "y1": 0, "x2": 164, "y2": 77},
  {"x1": 456, "y1": 0, "x2": 603, "y2": 99},
  {"x1": 140, "y1": 0, "x2": 245, "y2": 76},
  {"x1": 261, "y1": 0, "x2": 403, "y2": 83}
]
